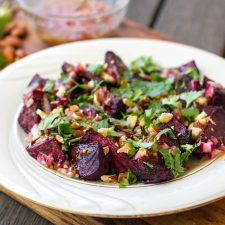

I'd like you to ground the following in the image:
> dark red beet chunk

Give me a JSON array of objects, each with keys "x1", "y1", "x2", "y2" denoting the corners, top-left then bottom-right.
[
  {"x1": 209, "y1": 88, "x2": 225, "y2": 110},
  {"x1": 80, "y1": 129, "x2": 173, "y2": 183},
  {"x1": 201, "y1": 106, "x2": 225, "y2": 144},
  {"x1": 132, "y1": 152, "x2": 173, "y2": 183},
  {"x1": 157, "y1": 134, "x2": 178, "y2": 147},
  {"x1": 174, "y1": 75, "x2": 201, "y2": 94},
  {"x1": 105, "y1": 51, "x2": 128, "y2": 84},
  {"x1": 104, "y1": 94, "x2": 127, "y2": 118},
  {"x1": 24, "y1": 74, "x2": 47, "y2": 96},
  {"x1": 27, "y1": 136, "x2": 65, "y2": 164},
  {"x1": 158, "y1": 117, "x2": 193, "y2": 145},
  {"x1": 18, "y1": 105, "x2": 40, "y2": 133},
  {"x1": 177, "y1": 60, "x2": 200, "y2": 73},
  {"x1": 70, "y1": 142, "x2": 109, "y2": 180},
  {"x1": 18, "y1": 90, "x2": 51, "y2": 133}
]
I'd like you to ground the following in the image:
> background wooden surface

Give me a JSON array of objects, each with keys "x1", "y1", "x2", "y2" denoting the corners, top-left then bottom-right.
[{"x1": 1, "y1": 0, "x2": 225, "y2": 224}]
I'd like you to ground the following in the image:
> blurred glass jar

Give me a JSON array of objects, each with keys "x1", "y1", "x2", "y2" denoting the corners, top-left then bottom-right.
[{"x1": 17, "y1": 0, "x2": 130, "y2": 44}]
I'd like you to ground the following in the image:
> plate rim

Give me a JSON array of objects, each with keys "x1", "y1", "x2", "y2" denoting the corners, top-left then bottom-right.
[{"x1": 1, "y1": 37, "x2": 225, "y2": 218}]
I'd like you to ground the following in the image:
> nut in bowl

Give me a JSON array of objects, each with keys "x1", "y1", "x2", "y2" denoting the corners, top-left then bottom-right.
[{"x1": 17, "y1": 0, "x2": 130, "y2": 44}]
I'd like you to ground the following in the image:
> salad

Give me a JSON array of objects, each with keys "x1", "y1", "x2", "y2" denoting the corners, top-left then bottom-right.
[{"x1": 18, "y1": 51, "x2": 225, "y2": 187}]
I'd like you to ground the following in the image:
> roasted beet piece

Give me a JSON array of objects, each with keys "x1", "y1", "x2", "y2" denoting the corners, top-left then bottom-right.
[
  {"x1": 82, "y1": 71, "x2": 102, "y2": 82},
  {"x1": 157, "y1": 134, "x2": 178, "y2": 147},
  {"x1": 201, "y1": 106, "x2": 225, "y2": 144},
  {"x1": 105, "y1": 51, "x2": 128, "y2": 84},
  {"x1": 27, "y1": 136, "x2": 65, "y2": 164},
  {"x1": 177, "y1": 60, "x2": 200, "y2": 73},
  {"x1": 24, "y1": 74, "x2": 47, "y2": 95},
  {"x1": 104, "y1": 94, "x2": 127, "y2": 118},
  {"x1": 132, "y1": 152, "x2": 173, "y2": 183},
  {"x1": 174, "y1": 75, "x2": 201, "y2": 94},
  {"x1": 80, "y1": 129, "x2": 132, "y2": 172},
  {"x1": 209, "y1": 88, "x2": 225, "y2": 109},
  {"x1": 94, "y1": 86, "x2": 126, "y2": 118},
  {"x1": 158, "y1": 117, "x2": 193, "y2": 145},
  {"x1": 18, "y1": 90, "x2": 51, "y2": 133},
  {"x1": 80, "y1": 129, "x2": 173, "y2": 183},
  {"x1": 18, "y1": 105, "x2": 40, "y2": 133},
  {"x1": 70, "y1": 142, "x2": 109, "y2": 180},
  {"x1": 62, "y1": 62, "x2": 74, "y2": 74}
]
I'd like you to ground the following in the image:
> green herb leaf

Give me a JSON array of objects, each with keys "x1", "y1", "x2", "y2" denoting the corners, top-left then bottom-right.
[
  {"x1": 181, "y1": 107, "x2": 199, "y2": 122},
  {"x1": 180, "y1": 91, "x2": 203, "y2": 108},
  {"x1": 38, "y1": 113, "x2": 61, "y2": 131},
  {"x1": 120, "y1": 70, "x2": 133, "y2": 81},
  {"x1": 128, "y1": 148, "x2": 137, "y2": 158},
  {"x1": 43, "y1": 79, "x2": 55, "y2": 92},
  {"x1": 107, "y1": 129, "x2": 122, "y2": 137},
  {"x1": 131, "y1": 79, "x2": 172, "y2": 98},
  {"x1": 0, "y1": 52, "x2": 8, "y2": 69},
  {"x1": 162, "y1": 95, "x2": 182, "y2": 109},
  {"x1": 109, "y1": 118, "x2": 129, "y2": 126},
  {"x1": 128, "y1": 139, "x2": 154, "y2": 149},
  {"x1": 131, "y1": 56, "x2": 161, "y2": 74},
  {"x1": 119, "y1": 169, "x2": 138, "y2": 188},
  {"x1": 180, "y1": 144, "x2": 198, "y2": 163},
  {"x1": 58, "y1": 119, "x2": 75, "y2": 138},
  {"x1": 87, "y1": 64, "x2": 104, "y2": 75},
  {"x1": 184, "y1": 67, "x2": 200, "y2": 81},
  {"x1": 143, "y1": 161, "x2": 154, "y2": 169},
  {"x1": 158, "y1": 147, "x2": 184, "y2": 177},
  {"x1": 0, "y1": 6, "x2": 12, "y2": 38},
  {"x1": 154, "y1": 128, "x2": 177, "y2": 141},
  {"x1": 92, "y1": 119, "x2": 109, "y2": 130},
  {"x1": 60, "y1": 72, "x2": 68, "y2": 82}
]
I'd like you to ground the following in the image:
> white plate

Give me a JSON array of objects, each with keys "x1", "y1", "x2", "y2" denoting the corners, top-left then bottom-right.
[{"x1": 1, "y1": 38, "x2": 225, "y2": 218}]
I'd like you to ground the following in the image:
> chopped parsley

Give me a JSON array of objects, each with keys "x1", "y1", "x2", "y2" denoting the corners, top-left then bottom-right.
[
  {"x1": 87, "y1": 64, "x2": 104, "y2": 75},
  {"x1": 180, "y1": 90, "x2": 203, "y2": 108},
  {"x1": 119, "y1": 169, "x2": 138, "y2": 188},
  {"x1": 154, "y1": 128, "x2": 177, "y2": 141},
  {"x1": 43, "y1": 79, "x2": 55, "y2": 92},
  {"x1": 181, "y1": 107, "x2": 199, "y2": 122}
]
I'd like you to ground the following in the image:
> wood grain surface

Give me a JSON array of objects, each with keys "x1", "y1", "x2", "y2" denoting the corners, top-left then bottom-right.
[{"x1": 154, "y1": 0, "x2": 225, "y2": 55}]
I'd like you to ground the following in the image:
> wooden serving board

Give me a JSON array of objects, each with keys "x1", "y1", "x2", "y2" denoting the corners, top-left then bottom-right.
[{"x1": 1, "y1": 19, "x2": 225, "y2": 225}]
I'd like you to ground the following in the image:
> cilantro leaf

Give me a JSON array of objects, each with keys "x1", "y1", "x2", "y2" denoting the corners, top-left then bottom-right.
[
  {"x1": 162, "y1": 95, "x2": 182, "y2": 109},
  {"x1": 60, "y1": 72, "x2": 69, "y2": 82},
  {"x1": 0, "y1": 6, "x2": 12, "y2": 38},
  {"x1": 43, "y1": 79, "x2": 55, "y2": 92},
  {"x1": 128, "y1": 148, "x2": 137, "y2": 158},
  {"x1": 154, "y1": 128, "x2": 177, "y2": 141},
  {"x1": 106, "y1": 129, "x2": 122, "y2": 137},
  {"x1": 119, "y1": 169, "x2": 138, "y2": 188},
  {"x1": 158, "y1": 147, "x2": 184, "y2": 177},
  {"x1": 131, "y1": 56, "x2": 161, "y2": 74},
  {"x1": 184, "y1": 67, "x2": 200, "y2": 81},
  {"x1": 131, "y1": 79, "x2": 172, "y2": 98},
  {"x1": 143, "y1": 162, "x2": 154, "y2": 169},
  {"x1": 92, "y1": 119, "x2": 109, "y2": 130},
  {"x1": 109, "y1": 118, "x2": 129, "y2": 126},
  {"x1": 38, "y1": 113, "x2": 61, "y2": 131},
  {"x1": 120, "y1": 70, "x2": 133, "y2": 81},
  {"x1": 181, "y1": 107, "x2": 199, "y2": 122},
  {"x1": 58, "y1": 119, "x2": 75, "y2": 138},
  {"x1": 180, "y1": 91, "x2": 203, "y2": 108},
  {"x1": 180, "y1": 144, "x2": 198, "y2": 163},
  {"x1": 128, "y1": 139, "x2": 154, "y2": 149},
  {"x1": 87, "y1": 64, "x2": 104, "y2": 75}
]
